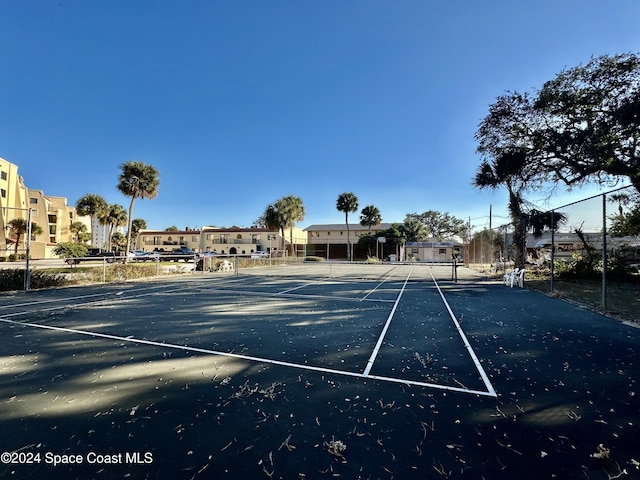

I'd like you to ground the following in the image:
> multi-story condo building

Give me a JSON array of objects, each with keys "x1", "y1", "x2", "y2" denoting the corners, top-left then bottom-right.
[
  {"x1": 1, "y1": 157, "x2": 89, "y2": 259},
  {"x1": 1, "y1": 157, "x2": 29, "y2": 257},
  {"x1": 90, "y1": 218, "x2": 124, "y2": 250}
]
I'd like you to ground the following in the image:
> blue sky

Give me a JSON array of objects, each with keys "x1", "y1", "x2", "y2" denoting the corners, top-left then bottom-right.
[{"x1": 1, "y1": 1, "x2": 638, "y2": 232}]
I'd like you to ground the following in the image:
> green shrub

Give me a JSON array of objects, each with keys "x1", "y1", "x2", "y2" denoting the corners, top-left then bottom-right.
[
  {"x1": 0, "y1": 269, "x2": 69, "y2": 291},
  {"x1": 85, "y1": 264, "x2": 157, "y2": 283}
]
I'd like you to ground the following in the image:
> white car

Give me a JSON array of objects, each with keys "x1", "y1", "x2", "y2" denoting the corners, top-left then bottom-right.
[{"x1": 251, "y1": 251, "x2": 270, "y2": 259}]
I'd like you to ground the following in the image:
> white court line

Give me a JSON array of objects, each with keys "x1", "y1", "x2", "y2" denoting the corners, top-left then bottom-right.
[
  {"x1": 362, "y1": 269, "x2": 411, "y2": 376},
  {"x1": 360, "y1": 269, "x2": 398, "y2": 301},
  {"x1": 277, "y1": 280, "x2": 323, "y2": 295},
  {"x1": 196, "y1": 287, "x2": 397, "y2": 303},
  {"x1": 0, "y1": 315, "x2": 494, "y2": 397},
  {"x1": 429, "y1": 268, "x2": 497, "y2": 397}
]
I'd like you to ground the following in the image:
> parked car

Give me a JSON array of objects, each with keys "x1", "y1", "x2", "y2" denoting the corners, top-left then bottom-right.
[
  {"x1": 160, "y1": 247, "x2": 199, "y2": 262},
  {"x1": 129, "y1": 251, "x2": 159, "y2": 262},
  {"x1": 250, "y1": 251, "x2": 270, "y2": 259},
  {"x1": 65, "y1": 248, "x2": 125, "y2": 265}
]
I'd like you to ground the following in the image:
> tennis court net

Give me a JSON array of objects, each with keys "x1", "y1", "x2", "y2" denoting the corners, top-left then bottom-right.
[{"x1": 219, "y1": 257, "x2": 472, "y2": 283}]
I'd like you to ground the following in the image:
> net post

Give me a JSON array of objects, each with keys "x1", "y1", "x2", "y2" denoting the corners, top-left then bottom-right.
[
  {"x1": 550, "y1": 211, "x2": 555, "y2": 294},
  {"x1": 602, "y1": 194, "x2": 607, "y2": 311}
]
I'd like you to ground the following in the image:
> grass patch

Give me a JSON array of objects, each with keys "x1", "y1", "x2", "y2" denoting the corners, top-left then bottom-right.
[{"x1": 527, "y1": 277, "x2": 640, "y2": 323}]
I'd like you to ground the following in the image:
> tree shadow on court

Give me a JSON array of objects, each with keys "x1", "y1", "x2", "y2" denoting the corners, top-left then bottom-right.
[{"x1": 1, "y1": 282, "x2": 639, "y2": 479}]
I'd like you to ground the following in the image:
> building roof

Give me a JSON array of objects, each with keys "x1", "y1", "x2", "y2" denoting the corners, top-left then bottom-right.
[
  {"x1": 406, "y1": 241, "x2": 456, "y2": 248},
  {"x1": 200, "y1": 227, "x2": 279, "y2": 233},
  {"x1": 304, "y1": 223, "x2": 394, "y2": 232},
  {"x1": 140, "y1": 230, "x2": 201, "y2": 235}
]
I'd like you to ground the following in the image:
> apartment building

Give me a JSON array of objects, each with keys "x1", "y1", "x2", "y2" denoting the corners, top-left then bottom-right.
[
  {"x1": 1, "y1": 158, "x2": 29, "y2": 257},
  {"x1": 200, "y1": 226, "x2": 306, "y2": 255},
  {"x1": 136, "y1": 229, "x2": 202, "y2": 252},
  {"x1": 1, "y1": 157, "x2": 87, "y2": 259},
  {"x1": 304, "y1": 223, "x2": 393, "y2": 259},
  {"x1": 26, "y1": 190, "x2": 90, "y2": 258},
  {"x1": 136, "y1": 226, "x2": 307, "y2": 256}
]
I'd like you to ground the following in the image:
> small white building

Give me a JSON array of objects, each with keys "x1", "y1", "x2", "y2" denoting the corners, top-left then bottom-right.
[{"x1": 405, "y1": 241, "x2": 457, "y2": 262}]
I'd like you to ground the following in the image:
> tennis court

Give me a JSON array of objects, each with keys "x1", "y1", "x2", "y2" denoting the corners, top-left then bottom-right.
[{"x1": 0, "y1": 262, "x2": 638, "y2": 479}]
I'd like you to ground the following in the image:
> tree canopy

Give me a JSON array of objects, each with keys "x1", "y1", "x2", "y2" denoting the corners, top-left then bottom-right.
[
  {"x1": 474, "y1": 52, "x2": 640, "y2": 266},
  {"x1": 476, "y1": 53, "x2": 640, "y2": 195},
  {"x1": 359, "y1": 205, "x2": 382, "y2": 233},
  {"x1": 262, "y1": 195, "x2": 305, "y2": 255},
  {"x1": 117, "y1": 161, "x2": 159, "y2": 258},
  {"x1": 336, "y1": 192, "x2": 359, "y2": 261},
  {"x1": 404, "y1": 210, "x2": 467, "y2": 240}
]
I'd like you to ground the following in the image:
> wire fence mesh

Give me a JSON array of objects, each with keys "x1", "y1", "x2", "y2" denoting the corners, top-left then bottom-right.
[{"x1": 466, "y1": 185, "x2": 640, "y2": 320}]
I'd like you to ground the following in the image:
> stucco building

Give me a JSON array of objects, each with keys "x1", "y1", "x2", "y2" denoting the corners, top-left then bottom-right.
[{"x1": 1, "y1": 157, "x2": 86, "y2": 259}]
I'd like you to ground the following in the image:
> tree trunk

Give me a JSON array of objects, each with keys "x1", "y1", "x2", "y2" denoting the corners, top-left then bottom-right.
[
  {"x1": 345, "y1": 213, "x2": 351, "y2": 261},
  {"x1": 507, "y1": 188, "x2": 527, "y2": 268},
  {"x1": 125, "y1": 198, "x2": 136, "y2": 263}
]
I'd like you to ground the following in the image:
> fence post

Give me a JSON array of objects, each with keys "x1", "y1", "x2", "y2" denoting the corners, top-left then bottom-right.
[
  {"x1": 602, "y1": 194, "x2": 607, "y2": 311},
  {"x1": 550, "y1": 211, "x2": 555, "y2": 294}
]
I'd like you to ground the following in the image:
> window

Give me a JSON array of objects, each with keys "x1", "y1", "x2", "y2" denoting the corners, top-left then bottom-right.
[
  {"x1": 439, "y1": 248, "x2": 447, "y2": 254},
  {"x1": 192, "y1": 236, "x2": 198, "y2": 243},
  {"x1": 1, "y1": 189, "x2": 5, "y2": 198},
  {"x1": 153, "y1": 236, "x2": 160, "y2": 245},
  {"x1": 206, "y1": 234, "x2": 212, "y2": 240},
  {"x1": 220, "y1": 234, "x2": 228, "y2": 244},
  {"x1": 1, "y1": 171, "x2": 7, "y2": 181},
  {"x1": 30, "y1": 197, "x2": 38, "y2": 204}
]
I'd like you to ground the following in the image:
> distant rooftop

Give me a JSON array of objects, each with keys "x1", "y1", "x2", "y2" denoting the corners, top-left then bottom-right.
[{"x1": 304, "y1": 223, "x2": 393, "y2": 231}]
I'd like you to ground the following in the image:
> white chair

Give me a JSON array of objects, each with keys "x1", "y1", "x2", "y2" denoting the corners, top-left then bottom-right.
[
  {"x1": 219, "y1": 260, "x2": 232, "y2": 272},
  {"x1": 504, "y1": 268, "x2": 519, "y2": 286},
  {"x1": 513, "y1": 268, "x2": 525, "y2": 288}
]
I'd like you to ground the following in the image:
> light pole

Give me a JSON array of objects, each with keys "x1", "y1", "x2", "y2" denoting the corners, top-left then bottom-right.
[{"x1": 2, "y1": 206, "x2": 33, "y2": 290}]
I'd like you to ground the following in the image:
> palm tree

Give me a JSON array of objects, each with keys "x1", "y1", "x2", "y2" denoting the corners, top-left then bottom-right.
[
  {"x1": 117, "y1": 161, "x2": 160, "y2": 261},
  {"x1": 525, "y1": 209, "x2": 567, "y2": 237},
  {"x1": 129, "y1": 218, "x2": 147, "y2": 249},
  {"x1": 105, "y1": 204, "x2": 128, "y2": 251},
  {"x1": 69, "y1": 221, "x2": 90, "y2": 243},
  {"x1": 111, "y1": 232, "x2": 127, "y2": 252},
  {"x1": 263, "y1": 204, "x2": 284, "y2": 251},
  {"x1": 473, "y1": 151, "x2": 529, "y2": 267},
  {"x1": 336, "y1": 192, "x2": 359, "y2": 261},
  {"x1": 7, "y1": 218, "x2": 43, "y2": 259},
  {"x1": 609, "y1": 192, "x2": 632, "y2": 217},
  {"x1": 263, "y1": 195, "x2": 305, "y2": 256},
  {"x1": 76, "y1": 193, "x2": 108, "y2": 244},
  {"x1": 360, "y1": 205, "x2": 382, "y2": 233}
]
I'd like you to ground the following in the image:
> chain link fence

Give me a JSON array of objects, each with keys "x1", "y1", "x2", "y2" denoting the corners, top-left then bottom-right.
[{"x1": 466, "y1": 185, "x2": 640, "y2": 321}]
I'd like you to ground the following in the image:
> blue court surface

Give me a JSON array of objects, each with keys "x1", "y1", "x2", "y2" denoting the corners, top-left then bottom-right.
[{"x1": 0, "y1": 265, "x2": 638, "y2": 479}]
